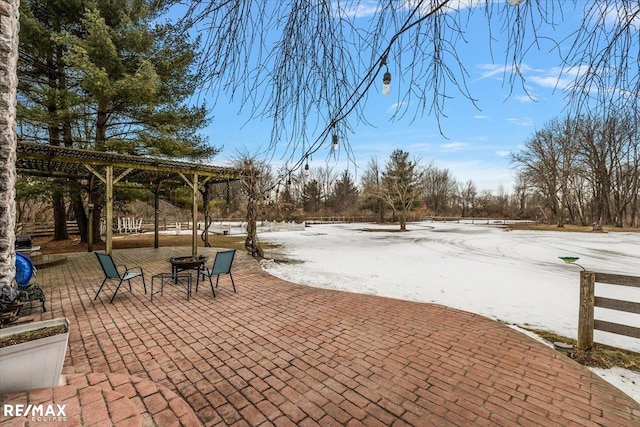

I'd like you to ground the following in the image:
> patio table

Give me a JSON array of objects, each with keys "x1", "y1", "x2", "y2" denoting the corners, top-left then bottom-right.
[
  {"x1": 151, "y1": 273, "x2": 192, "y2": 301},
  {"x1": 168, "y1": 256, "x2": 206, "y2": 292}
]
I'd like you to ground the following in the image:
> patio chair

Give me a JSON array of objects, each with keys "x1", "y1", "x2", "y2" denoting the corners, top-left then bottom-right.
[
  {"x1": 94, "y1": 252, "x2": 146, "y2": 303},
  {"x1": 199, "y1": 249, "x2": 236, "y2": 296}
]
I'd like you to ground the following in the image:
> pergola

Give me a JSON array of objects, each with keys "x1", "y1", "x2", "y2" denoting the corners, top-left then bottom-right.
[{"x1": 16, "y1": 141, "x2": 244, "y2": 256}]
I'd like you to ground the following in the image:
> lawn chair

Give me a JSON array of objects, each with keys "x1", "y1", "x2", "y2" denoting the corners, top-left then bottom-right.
[
  {"x1": 94, "y1": 252, "x2": 146, "y2": 303},
  {"x1": 198, "y1": 249, "x2": 236, "y2": 296}
]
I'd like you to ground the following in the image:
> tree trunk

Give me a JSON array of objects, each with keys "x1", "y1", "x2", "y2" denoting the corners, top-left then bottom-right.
[
  {"x1": 69, "y1": 183, "x2": 88, "y2": 243},
  {"x1": 90, "y1": 188, "x2": 103, "y2": 243},
  {"x1": 51, "y1": 184, "x2": 69, "y2": 241},
  {"x1": 243, "y1": 164, "x2": 263, "y2": 259},
  {"x1": 201, "y1": 184, "x2": 211, "y2": 247}
]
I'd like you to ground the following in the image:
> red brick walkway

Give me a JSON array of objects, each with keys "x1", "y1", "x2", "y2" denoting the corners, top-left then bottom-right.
[{"x1": 2, "y1": 247, "x2": 640, "y2": 426}]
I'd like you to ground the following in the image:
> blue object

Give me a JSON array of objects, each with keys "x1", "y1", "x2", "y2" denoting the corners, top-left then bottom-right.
[{"x1": 15, "y1": 252, "x2": 35, "y2": 287}]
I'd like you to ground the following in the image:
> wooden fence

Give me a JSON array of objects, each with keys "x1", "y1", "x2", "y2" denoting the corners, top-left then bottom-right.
[{"x1": 578, "y1": 271, "x2": 640, "y2": 350}]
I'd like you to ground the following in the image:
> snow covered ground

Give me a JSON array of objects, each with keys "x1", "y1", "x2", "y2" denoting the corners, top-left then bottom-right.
[{"x1": 257, "y1": 221, "x2": 640, "y2": 403}]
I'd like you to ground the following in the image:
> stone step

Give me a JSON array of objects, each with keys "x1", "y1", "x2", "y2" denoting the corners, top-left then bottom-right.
[
  {"x1": 0, "y1": 384, "x2": 141, "y2": 426},
  {"x1": 64, "y1": 372, "x2": 202, "y2": 426},
  {"x1": 0, "y1": 372, "x2": 202, "y2": 426}
]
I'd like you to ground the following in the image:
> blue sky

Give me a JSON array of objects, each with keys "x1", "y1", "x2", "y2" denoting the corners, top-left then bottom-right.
[{"x1": 191, "y1": 2, "x2": 586, "y2": 192}]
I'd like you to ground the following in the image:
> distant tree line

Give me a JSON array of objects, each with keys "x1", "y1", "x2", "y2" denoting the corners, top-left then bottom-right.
[
  {"x1": 213, "y1": 117, "x2": 640, "y2": 230},
  {"x1": 19, "y1": 113, "x2": 640, "y2": 233},
  {"x1": 203, "y1": 149, "x2": 543, "y2": 231},
  {"x1": 512, "y1": 114, "x2": 640, "y2": 228}
]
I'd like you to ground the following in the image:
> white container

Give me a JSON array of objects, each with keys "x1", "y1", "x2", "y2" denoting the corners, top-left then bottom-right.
[{"x1": 0, "y1": 318, "x2": 70, "y2": 394}]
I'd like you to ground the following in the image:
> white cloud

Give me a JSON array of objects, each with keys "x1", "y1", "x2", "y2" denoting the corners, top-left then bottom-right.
[
  {"x1": 496, "y1": 150, "x2": 511, "y2": 157},
  {"x1": 440, "y1": 141, "x2": 468, "y2": 151},
  {"x1": 341, "y1": 0, "x2": 483, "y2": 19},
  {"x1": 477, "y1": 63, "x2": 533, "y2": 80},
  {"x1": 439, "y1": 0, "x2": 483, "y2": 13},
  {"x1": 599, "y1": 2, "x2": 640, "y2": 29},
  {"x1": 473, "y1": 115, "x2": 489, "y2": 119},
  {"x1": 338, "y1": 1, "x2": 379, "y2": 18},
  {"x1": 477, "y1": 64, "x2": 507, "y2": 79},
  {"x1": 386, "y1": 101, "x2": 407, "y2": 114},
  {"x1": 436, "y1": 159, "x2": 515, "y2": 191},
  {"x1": 528, "y1": 75, "x2": 566, "y2": 90},
  {"x1": 505, "y1": 117, "x2": 534, "y2": 127},
  {"x1": 477, "y1": 62, "x2": 590, "y2": 93}
]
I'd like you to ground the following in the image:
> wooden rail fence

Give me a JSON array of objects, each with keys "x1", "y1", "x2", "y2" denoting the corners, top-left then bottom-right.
[{"x1": 578, "y1": 271, "x2": 640, "y2": 350}]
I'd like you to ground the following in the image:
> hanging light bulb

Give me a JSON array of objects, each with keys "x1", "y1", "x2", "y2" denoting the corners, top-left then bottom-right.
[
  {"x1": 382, "y1": 71, "x2": 391, "y2": 95},
  {"x1": 304, "y1": 161, "x2": 310, "y2": 177},
  {"x1": 332, "y1": 133, "x2": 339, "y2": 151}
]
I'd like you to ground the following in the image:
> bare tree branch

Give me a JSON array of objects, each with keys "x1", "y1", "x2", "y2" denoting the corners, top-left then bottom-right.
[{"x1": 184, "y1": 0, "x2": 639, "y2": 177}]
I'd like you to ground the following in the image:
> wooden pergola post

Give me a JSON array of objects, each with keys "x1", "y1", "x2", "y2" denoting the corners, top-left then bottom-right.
[
  {"x1": 179, "y1": 172, "x2": 201, "y2": 258},
  {"x1": 86, "y1": 165, "x2": 133, "y2": 255},
  {"x1": 192, "y1": 173, "x2": 198, "y2": 258},
  {"x1": 105, "y1": 166, "x2": 113, "y2": 254}
]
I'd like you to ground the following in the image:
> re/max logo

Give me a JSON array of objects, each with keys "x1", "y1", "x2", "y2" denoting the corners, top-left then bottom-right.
[{"x1": 3, "y1": 403, "x2": 67, "y2": 417}]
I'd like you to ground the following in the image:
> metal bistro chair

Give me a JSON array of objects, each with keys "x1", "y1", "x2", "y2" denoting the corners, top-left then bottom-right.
[
  {"x1": 199, "y1": 249, "x2": 237, "y2": 297},
  {"x1": 94, "y1": 252, "x2": 146, "y2": 303}
]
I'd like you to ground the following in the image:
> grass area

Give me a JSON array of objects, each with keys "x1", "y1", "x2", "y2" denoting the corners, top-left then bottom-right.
[
  {"x1": 33, "y1": 233, "x2": 280, "y2": 255},
  {"x1": 359, "y1": 227, "x2": 406, "y2": 233},
  {"x1": 507, "y1": 223, "x2": 640, "y2": 233},
  {"x1": 526, "y1": 328, "x2": 640, "y2": 372}
]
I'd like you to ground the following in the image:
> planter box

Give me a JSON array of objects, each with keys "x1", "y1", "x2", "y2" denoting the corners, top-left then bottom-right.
[{"x1": 0, "y1": 318, "x2": 70, "y2": 394}]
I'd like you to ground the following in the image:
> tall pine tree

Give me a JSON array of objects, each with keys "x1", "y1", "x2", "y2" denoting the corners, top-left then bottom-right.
[
  {"x1": 381, "y1": 150, "x2": 424, "y2": 231},
  {"x1": 18, "y1": 0, "x2": 216, "y2": 242},
  {"x1": 331, "y1": 170, "x2": 358, "y2": 215}
]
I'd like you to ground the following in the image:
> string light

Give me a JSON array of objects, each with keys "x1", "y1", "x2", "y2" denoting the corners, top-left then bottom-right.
[{"x1": 382, "y1": 71, "x2": 391, "y2": 95}]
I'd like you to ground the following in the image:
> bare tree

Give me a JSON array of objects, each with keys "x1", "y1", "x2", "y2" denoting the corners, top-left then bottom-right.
[
  {"x1": 423, "y1": 165, "x2": 457, "y2": 216},
  {"x1": 360, "y1": 157, "x2": 386, "y2": 223},
  {"x1": 459, "y1": 180, "x2": 477, "y2": 217},
  {"x1": 512, "y1": 117, "x2": 580, "y2": 227},
  {"x1": 233, "y1": 154, "x2": 274, "y2": 258},
  {"x1": 578, "y1": 115, "x2": 640, "y2": 227},
  {"x1": 181, "y1": 1, "x2": 640, "y2": 173},
  {"x1": 315, "y1": 165, "x2": 336, "y2": 211},
  {"x1": 563, "y1": 2, "x2": 640, "y2": 119}
]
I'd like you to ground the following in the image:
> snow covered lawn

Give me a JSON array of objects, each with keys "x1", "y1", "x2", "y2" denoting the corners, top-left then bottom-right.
[{"x1": 258, "y1": 221, "x2": 640, "y2": 402}]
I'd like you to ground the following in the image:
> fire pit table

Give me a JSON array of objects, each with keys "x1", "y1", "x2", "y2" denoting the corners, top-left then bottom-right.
[{"x1": 168, "y1": 256, "x2": 207, "y2": 291}]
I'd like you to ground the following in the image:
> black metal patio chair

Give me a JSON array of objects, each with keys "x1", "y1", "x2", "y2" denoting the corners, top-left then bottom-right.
[
  {"x1": 198, "y1": 249, "x2": 237, "y2": 296},
  {"x1": 94, "y1": 252, "x2": 146, "y2": 303}
]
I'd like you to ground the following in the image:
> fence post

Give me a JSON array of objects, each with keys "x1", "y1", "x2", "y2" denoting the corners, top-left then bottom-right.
[{"x1": 577, "y1": 271, "x2": 595, "y2": 350}]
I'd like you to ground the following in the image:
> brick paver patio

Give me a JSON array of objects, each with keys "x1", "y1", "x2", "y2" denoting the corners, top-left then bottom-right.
[{"x1": 2, "y1": 246, "x2": 640, "y2": 426}]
